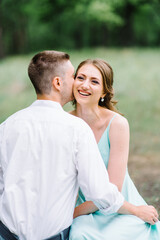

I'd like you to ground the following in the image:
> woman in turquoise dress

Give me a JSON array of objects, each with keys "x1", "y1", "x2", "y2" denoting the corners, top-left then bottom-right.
[{"x1": 69, "y1": 59, "x2": 160, "y2": 240}]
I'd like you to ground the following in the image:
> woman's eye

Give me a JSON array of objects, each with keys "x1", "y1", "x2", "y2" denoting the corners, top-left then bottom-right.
[
  {"x1": 92, "y1": 80, "x2": 99, "y2": 84},
  {"x1": 77, "y1": 76, "x2": 84, "y2": 80}
]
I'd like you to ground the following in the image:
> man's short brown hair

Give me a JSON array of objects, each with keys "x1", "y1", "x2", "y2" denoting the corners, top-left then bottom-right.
[{"x1": 28, "y1": 50, "x2": 70, "y2": 94}]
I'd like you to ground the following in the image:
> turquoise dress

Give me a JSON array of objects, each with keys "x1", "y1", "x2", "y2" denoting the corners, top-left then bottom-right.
[{"x1": 69, "y1": 115, "x2": 160, "y2": 240}]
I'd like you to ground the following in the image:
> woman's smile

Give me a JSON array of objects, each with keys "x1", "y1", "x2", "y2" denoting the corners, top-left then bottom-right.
[{"x1": 78, "y1": 90, "x2": 91, "y2": 97}]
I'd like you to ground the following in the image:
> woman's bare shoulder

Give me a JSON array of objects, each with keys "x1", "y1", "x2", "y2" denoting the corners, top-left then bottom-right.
[
  {"x1": 102, "y1": 109, "x2": 128, "y2": 125},
  {"x1": 110, "y1": 112, "x2": 129, "y2": 131}
]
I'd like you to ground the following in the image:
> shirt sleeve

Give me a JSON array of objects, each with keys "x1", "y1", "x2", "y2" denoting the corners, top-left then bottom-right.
[{"x1": 75, "y1": 123, "x2": 124, "y2": 214}]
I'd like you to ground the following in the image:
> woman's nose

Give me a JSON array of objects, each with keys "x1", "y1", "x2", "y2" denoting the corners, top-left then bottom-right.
[{"x1": 81, "y1": 79, "x2": 90, "y2": 89}]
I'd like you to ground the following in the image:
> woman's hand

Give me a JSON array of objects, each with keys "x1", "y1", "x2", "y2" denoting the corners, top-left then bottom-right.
[
  {"x1": 118, "y1": 201, "x2": 159, "y2": 225},
  {"x1": 135, "y1": 205, "x2": 159, "y2": 225}
]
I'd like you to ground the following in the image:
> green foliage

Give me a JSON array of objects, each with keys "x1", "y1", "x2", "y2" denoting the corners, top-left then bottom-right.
[
  {"x1": 74, "y1": 0, "x2": 124, "y2": 26},
  {"x1": 0, "y1": 0, "x2": 160, "y2": 55},
  {"x1": 133, "y1": 3, "x2": 160, "y2": 45},
  {"x1": 1, "y1": 0, "x2": 28, "y2": 54}
]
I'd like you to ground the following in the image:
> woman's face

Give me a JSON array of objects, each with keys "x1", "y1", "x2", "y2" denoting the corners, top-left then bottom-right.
[{"x1": 73, "y1": 64, "x2": 104, "y2": 106}]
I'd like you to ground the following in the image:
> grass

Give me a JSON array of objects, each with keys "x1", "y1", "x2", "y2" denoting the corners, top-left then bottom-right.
[{"x1": 0, "y1": 47, "x2": 160, "y2": 213}]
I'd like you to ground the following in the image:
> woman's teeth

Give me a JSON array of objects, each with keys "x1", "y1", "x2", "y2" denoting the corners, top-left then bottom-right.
[{"x1": 79, "y1": 91, "x2": 90, "y2": 96}]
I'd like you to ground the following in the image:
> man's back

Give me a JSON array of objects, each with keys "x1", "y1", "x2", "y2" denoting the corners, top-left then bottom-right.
[
  {"x1": 0, "y1": 100, "x2": 124, "y2": 240},
  {"x1": 0, "y1": 100, "x2": 83, "y2": 239}
]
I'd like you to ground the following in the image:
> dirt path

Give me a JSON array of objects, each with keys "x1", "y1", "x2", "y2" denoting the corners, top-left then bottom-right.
[{"x1": 128, "y1": 153, "x2": 160, "y2": 214}]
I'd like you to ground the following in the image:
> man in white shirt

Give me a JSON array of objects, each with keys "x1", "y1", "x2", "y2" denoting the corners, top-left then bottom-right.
[{"x1": 0, "y1": 50, "x2": 158, "y2": 240}]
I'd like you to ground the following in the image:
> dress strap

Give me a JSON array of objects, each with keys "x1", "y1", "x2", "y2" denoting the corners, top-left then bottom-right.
[{"x1": 107, "y1": 114, "x2": 117, "y2": 130}]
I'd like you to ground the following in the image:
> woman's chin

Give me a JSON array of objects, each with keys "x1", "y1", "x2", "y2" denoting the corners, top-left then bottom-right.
[
  {"x1": 77, "y1": 100, "x2": 91, "y2": 107},
  {"x1": 76, "y1": 98, "x2": 90, "y2": 105}
]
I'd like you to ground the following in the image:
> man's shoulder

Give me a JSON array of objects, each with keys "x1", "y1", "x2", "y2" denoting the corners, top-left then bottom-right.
[
  {"x1": 63, "y1": 111, "x2": 91, "y2": 132},
  {"x1": 0, "y1": 107, "x2": 30, "y2": 142},
  {"x1": 0, "y1": 106, "x2": 32, "y2": 128}
]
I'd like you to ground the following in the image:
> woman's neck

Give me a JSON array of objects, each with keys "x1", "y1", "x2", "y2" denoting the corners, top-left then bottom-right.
[{"x1": 75, "y1": 103, "x2": 102, "y2": 127}]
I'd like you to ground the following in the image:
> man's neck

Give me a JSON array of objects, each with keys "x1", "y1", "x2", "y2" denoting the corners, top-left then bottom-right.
[{"x1": 37, "y1": 94, "x2": 61, "y2": 104}]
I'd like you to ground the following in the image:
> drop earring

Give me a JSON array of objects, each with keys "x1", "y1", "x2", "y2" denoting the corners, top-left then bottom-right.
[{"x1": 101, "y1": 97, "x2": 104, "y2": 102}]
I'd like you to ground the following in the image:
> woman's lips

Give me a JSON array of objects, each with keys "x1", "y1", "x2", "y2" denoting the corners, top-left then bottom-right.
[{"x1": 78, "y1": 90, "x2": 91, "y2": 96}]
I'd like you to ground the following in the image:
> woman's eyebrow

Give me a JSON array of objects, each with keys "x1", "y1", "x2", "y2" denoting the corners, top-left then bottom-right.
[
  {"x1": 91, "y1": 77, "x2": 100, "y2": 81},
  {"x1": 77, "y1": 73, "x2": 86, "y2": 76}
]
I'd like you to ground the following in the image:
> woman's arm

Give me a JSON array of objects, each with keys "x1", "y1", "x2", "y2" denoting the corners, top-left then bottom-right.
[
  {"x1": 105, "y1": 115, "x2": 159, "y2": 224},
  {"x1": 73, "y1": 201, "x2": 98, "y2": 219},
  {"x1": 108, "y1": 115, "x2": 129, "y2": 191},
  {"x1": 73, "y1": 200, "x2": 159, "y2": 225}
]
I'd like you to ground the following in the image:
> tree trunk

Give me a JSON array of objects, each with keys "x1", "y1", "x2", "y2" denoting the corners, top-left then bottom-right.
[{"x1": 0, "y1": 27, "x2": 5, "y2": 58}]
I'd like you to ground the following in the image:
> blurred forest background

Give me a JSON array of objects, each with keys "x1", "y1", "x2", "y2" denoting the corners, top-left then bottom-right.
[
  {"x1": 0, "y1": 0, "x2": 160, "y2": 57},
  {"x1": 0, "y1": 0, "x2": 160, "y2": 213}
]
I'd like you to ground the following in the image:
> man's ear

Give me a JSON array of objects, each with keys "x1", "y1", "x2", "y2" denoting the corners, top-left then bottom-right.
[{"x1": 52, "y1": 77, "x2": 62, "y2": 91}]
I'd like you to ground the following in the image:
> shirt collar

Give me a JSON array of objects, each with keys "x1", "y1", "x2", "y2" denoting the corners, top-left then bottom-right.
[{"x1": 31, "y1": 100, "x2": 63, "y2": 110}]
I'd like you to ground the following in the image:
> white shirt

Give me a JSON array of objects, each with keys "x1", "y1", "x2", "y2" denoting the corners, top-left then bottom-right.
[{"x1": 0, "y1": 100, "x2": 124, "y2": 240}]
